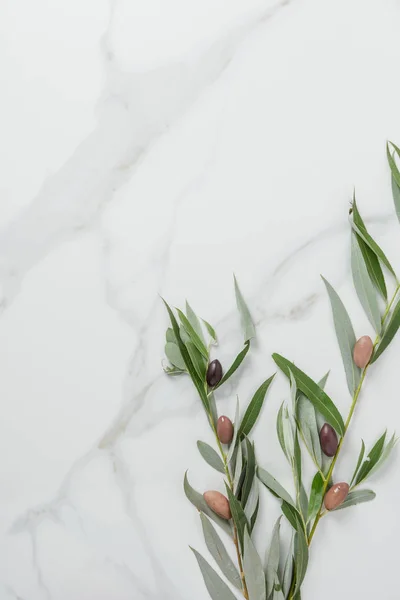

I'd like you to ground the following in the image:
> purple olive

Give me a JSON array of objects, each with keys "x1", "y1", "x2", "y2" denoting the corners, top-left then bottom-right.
[
  {"x1": 206, "y1": 359, "x2": 223, "y2": 387},
  {"x1": 319, "y1": 423, "x2": 338, "y2": 457}
]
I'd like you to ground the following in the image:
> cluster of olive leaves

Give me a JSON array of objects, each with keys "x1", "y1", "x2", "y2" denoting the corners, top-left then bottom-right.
[{"x1": 162, "y1": 142, "x2": 400, "y2": 600}]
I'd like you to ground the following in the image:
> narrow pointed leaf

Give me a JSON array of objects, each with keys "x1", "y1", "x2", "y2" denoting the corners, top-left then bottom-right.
[
  {"x1": 190, "y1": 548, "x2": 238, "y2": 600},
  {"x1": 197, "y1": 441, "x2": 225, "y2": 474},
  {"x1": 371, "y1": 298, "x2": 400, "y2": 363},
  {"x1": 241, "y1": 438, "x2": 256, "y2": 507},
  {"x1": 183, "y1": 472, "x2": 232, "y2": 536},
  {"x1": 351, "y1": 197, "x2": 396, "y2": 277},
  {"x1": 351, "y1": 223, "x2": 396, "y2": 278},
  {"x1": 225, "y1": 485, "x2": 249, "y2": 551},
  {"x1": 351, "y1": 233, "x2": 381, "y2": 332},
  {"x1": 272, "y1": 354, "x2": 345, "y2": 436},
  {"x1": 177, "y1": 309, "x2": 208, "y2": 359},
  {"x1": 391, "y1": 175, "x2": 400, "y2": 224},
  {"x1": 245, "y1": 477, "x2": 259, "y2": 524},
  {"x1": 387, "y1": 141, "x2": 400, "y2": 189},
  {"x1": 355, "y1": 233, "x2": 387, "y2": 300},
  {"x1": 238, "y1": 374, "x2": 275, "y2": 438},
  {"x1": 293, "y1": 532, "x2": 309, "y2": 596},
  {"x1": 281, "y1": 502, "x2": 306, "y2": 535},
  {"x1": 234, "y1": 444, "x2": 243, "y2": 492},
  {"x1": 214, "y1": 341, "x2": 250, "y2": 389},
  {"x1": 209, "y1": 393, "x2": 218, "y2": 429},
  {"x1": 266, "y1": 518, "x2": 281, "y2": 598},
  {"x1": 282, "y1": 406, "x2": 295, "y2": 464},
  {"x1": 333, "y1": 489, "x2": 376, "y2": 511},
  {"x1": 257, "y1": 467, "x2": 296, "y2": 508},
  {"x1": 322, "y1": 277, "x2": 360, "y2": 395},
  {"x1": 277, "y1": 402, "x2": 287, "y2": 460},
  {"x1": 297, "y1": 396, "x2": 322, "y2": 467},
  {"x1": 163, "y1": 300, "x2": 209, "y2": 411},
  {"x1": 243, "y1": 529, "x2": 266, "y2": 600},
  {"x1": 307, "y1": 472, "x2": 324, "y2": 523},
  {"x1": 186, "y1": 301, "x2": 206, "y2": 344},
  {"x1": 187, "y1": 341, "x2": 207, "y2": 380},
  {"x1": 227, "y1": 398, "x2": 240, "y2": 463},
  {"x1": 200, "y1": 514, "x2": 241, "y2": 590},
  {"x1": 350, "y1": 440, "x2": 365, "y2": 486},
  {"x1": 368, "y1": 433, "x2": 398, "y2": 479},
  {"x1": 356, "y1": 431, "x2": 387, "y2": 485},
  {"x1": 299, "y1": 484, "x2": 308, "y2": 522},
  {"x1": 202, "y1": 318, "x2": 218, "y2": 345},
  {"x1": 234, "y1": 275, "x2": 256, "y2": 342},
  {"x1": 250, "y1": 498, "x2": 259, "y2": 532},
  {"x1": 282, "y1": 535, "x2": 295, "y2": 598}
]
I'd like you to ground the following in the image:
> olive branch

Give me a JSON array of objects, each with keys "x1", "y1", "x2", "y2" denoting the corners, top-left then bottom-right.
[{"x1": 162, "y1": 142, "x2": 400, "y2": 600}]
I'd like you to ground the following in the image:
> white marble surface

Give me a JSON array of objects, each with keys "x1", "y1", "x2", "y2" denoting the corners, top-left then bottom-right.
[{"x1": 1, "y1": 1, "x2": 400, "y2": 598}]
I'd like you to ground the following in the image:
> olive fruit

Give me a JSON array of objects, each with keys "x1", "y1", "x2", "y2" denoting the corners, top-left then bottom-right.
[
  {"x1": 324, "y1": 482, "x2": 349, "y2": 510},
  {"x1": 217, "y1": 416, "x2": 234, "y2": 444},
  {"x1": 203, "y1": 490, "x2": 231, "y2": 519},
  {"x1": 319, "y1": 423, "x2": 338, "y2": 457},
  {"x1": 353, "y1": 335, "x2": 373, "y2": 368},
  {"x1": 206, "y1": 359, "x2": 223, "y2": 387}
]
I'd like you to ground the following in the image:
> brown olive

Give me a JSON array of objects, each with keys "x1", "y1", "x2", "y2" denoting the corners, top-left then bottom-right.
[
  {"x1": 319, "y1": 423, "x2": 338, "y2": 457},
  {"x1": 324, "y1": 482, "x2": 349, "y2": 510},
  {"x1": 206, "y1": 359, "x2": 223, "y2": 387},
  {"x1": 203, "y1": 490, "x2": 231, "y2": 519},
  {"x1": 353, "y1": 335, "x2": 373, "y2": 368},
  {"x1": 217, "y1": 416, "x2": 234, "y2": 444}
]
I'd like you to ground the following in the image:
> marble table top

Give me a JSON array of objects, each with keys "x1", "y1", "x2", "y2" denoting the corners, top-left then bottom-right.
[{"x1": 1, "y1": 0, "x2": 400, "y2": 598}]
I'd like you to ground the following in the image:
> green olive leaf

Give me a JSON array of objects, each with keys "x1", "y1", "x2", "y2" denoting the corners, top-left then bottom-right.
[
  {"x1": 177, "y1": 308, "x2": 209, "y2": 359},
  {"x1": 199, "y1": 514, "x2": 242, "y2": 590},
  {"x1": 257, "y1": 467, "x2": 296, "y2": 508},
  {"x1": 234, "y1": 275, "x2": 256, "y2": 342},
  {"x1": 333, "y1": 489, "x2": 376, "y2": 511},
  {"x1": 351, "y1": 232, "x2": 381, "y2": 333},
  {"x1": 272, "y1": 354, "x2": 345, "y2": 436},
  {"x1": 237, "y1": 374, "x2": 275, "y2": 438},
  {"x1": 197, "y1": 441, "x2": 225, "y2": 474},
  {"x1": 165, "y1": 342, "x2": 186, "y2": 371},
  {"x1": 265, "y1": 517, "x2": 281, "y2": 599},
  {"x1": 277, "y1": 402, "x2": 288, "y2": 460},
  {"x1": 350, "y1": 223, "x2": 396, "y2": 279},
  {"x1": 186, "y1": 301, "x2": 206, "y2": 344},
  {"x1": 225, "y1": 484, "x2": 249, "y2": 551},
  {"x1": 208, "y1": 392, "x2": 218, "y2": 429},
  {"x1": 241, "y1": 438, "x2": 256, "y2": 508},
  {"x1": 293, "y1": 531, "x2": 309, "y2": 596},
  {"x1": 282, "y1": 535, "x2": 295, "y2": 598},
  {"x1": 281, "y1": 502, "x2": 306, "y2": 535},
  {"x1": 186, "y1": 341, "x2": 207, "y2": 380},
  {"x1": 244, "y1": 477, "x2": 259, "y2": 526},
  {"x1": 321, "y1": 277, "x2": 361, "y2": 395},
  {"x1": 387, "y1": 142, "x2": 400, "y2": 222},
  {"x1": 234, "y1": 443, "x2": 243, "y2": 493},
  {"x1": 227, "y1": 397, "x2": 240, "y2": 463},
  {"x1": 214, "y1": 341, "x2": 250, "y2": 390},
  {"x1": 190, "y1": 548, "x2": 238, "y2": 600},
  {"x1": 366, "y1": 433, "x2": 398, "y2": 480},
  {"x1": 243, "y1": 528, "x2": 266, "y2": 600},
  {"x1": 351, "y1": 204, "x2": 387, "y2": 300},
  {"x1": 350, "y1": 439, "x2": 365, "y2": 486},
  {"x1": 371, "y1": 298, "x2": 400, "y2": 363},
  {"x1": 355, "y1": 431, "x2": 387, "y2": 485},
  {"x1": 307, "y1": 472, "x2": 324, "y2": 523},
  {"x1": 183, "y1": 472, "x2": 232, "y2": 536},
  {"x1": 202, "y1": 318, "x2": 218, "y2": 345}
]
